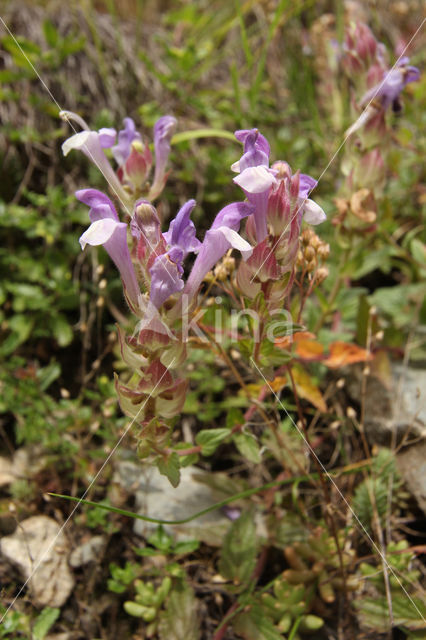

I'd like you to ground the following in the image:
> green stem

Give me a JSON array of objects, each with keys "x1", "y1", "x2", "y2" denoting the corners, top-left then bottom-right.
[
  {"x1": 313, "y1": 248, "x2": 350, "y2": 333},
  {"x1": 50, "y1": 460, "x2": 371, "y2": 526}
]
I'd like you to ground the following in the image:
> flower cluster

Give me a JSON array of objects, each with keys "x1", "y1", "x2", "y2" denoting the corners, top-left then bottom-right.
[
  {"x1": 326, "y1": 21, "x2": 421, "y2": 239},
  {"x1": 341, "y1": 24, "x2": 420, "y2": 137},
  {"x1": 60, "y1": 111, "x2": 177, "y2": 202},
  {"x1": 62, "y1": 116, "x2": 326, "y2": 454},
  {"x1": 231, "y1": 130, "x2": 326, "y2": 306}
]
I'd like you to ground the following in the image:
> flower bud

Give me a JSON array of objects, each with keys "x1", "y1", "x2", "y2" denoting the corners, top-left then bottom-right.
[{"x1": 315, "y1": 266, "x2": 329, "y2": 284}]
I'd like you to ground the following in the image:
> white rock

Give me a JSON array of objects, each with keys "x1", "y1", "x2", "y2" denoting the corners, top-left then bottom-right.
[
  {"x1": 0, "y1": 515, "x2": 74, "y2": 607},
  {"x1": 0, "y1": 456, "x2": 14, "y2": 487},
  {"x1": 69, "y1": 535, "x2": 105, "y2": 568},
  {"x1": 0, "y1": 447, "x2": 48, "y2": 488},
  {"x1": 113, "y1": 461, "x2": 231, "y2": 544}
]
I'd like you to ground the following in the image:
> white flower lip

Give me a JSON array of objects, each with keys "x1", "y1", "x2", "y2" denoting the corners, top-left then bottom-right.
[
  {"x1": 79, "y1": 218, "x2": 123, "y2": 250},
  {"x1": 303, "y1": 198, "x2": 327, "y2": 225},
  {"x1": 62, "y1": 131, "x2": 92, "y2": 156},
  {"x1": 216, "y1": 226, "x2": 253, "y2": 260},
  {"x1": 233, "y1": 166, "x2": 277, "y2": 194}
]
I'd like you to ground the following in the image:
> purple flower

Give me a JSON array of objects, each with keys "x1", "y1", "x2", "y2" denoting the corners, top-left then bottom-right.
[
  {"x1": 76, "y1": 189, "x2": 140, "y2": 310},
  {"x1": 299, "y1": 173, "x2": 318, "y2": 199},
  {"x1": 163, "y1": 199, "x2": 201, "y2": 256},
  {"x1": 232, "y1": 129, "x2": 277, "y2": 242},
  {"x1": 62, "y1": 119, "x2": 127, "y2": 202},
  {"x1": 346, "y1": 58, "x2": 420, "y2": 136},
  {"x1": 149, "y1": 253, "x2": 185, "y2": 309},
  {"x1": 296, "y1": 174, "x2": 326, "y2": 225},
  {"x1": 149, "y1": 115, "x2": 177, "y2": 200},
  {"x1": 360, "y1": 58, "x2": 420, "y2": 109},
  {"x1": 98, "y1": 128, "x2": 117, "y2": 148},
  {"x1": 112, "y1": 117, "x2": 143, "y2": 166},
  {"x1": 234, "y1": 129, "x2": 270, "y2": 165},
  {"x1": 184, "y1": 201, "x2": 254, "y2": 301},
  {"x1": 149, "y1": 200, "x2": 201, "y2": 309},
  {"x1": 233, "y1": 130, "x2": 326, "y2": 239}
]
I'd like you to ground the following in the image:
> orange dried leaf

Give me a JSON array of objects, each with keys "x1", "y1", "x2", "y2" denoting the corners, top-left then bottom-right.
[
  {"x1": 291, "y1": 366, "x2": 327, "y2": 413},
  {"x1": 275, "y1": 331, "x2": 317, "y2": 349},
  {"x1": 270, "y1": 375, "x2": 288, "y2": 392},
  {"x1": 323, "y1": 341, "x2": 373, "y2": 368},
  {"x1": 295, "y1": 338, "x2": 324, "y2": 360}
]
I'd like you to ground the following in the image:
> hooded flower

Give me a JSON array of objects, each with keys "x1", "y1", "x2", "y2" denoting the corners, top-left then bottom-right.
[
  {"x1": 184, "y1": 201, "x2": 254, "y2": 301},
  {"x1": 360, "y1": 57, "x2": 420, "y2": 109},
  {"x1": 76, "y1": 189, "x2": 140, "y2": 311},
  {"x1": 149, "y1": 116, "x2": 178, "y2": 200},
  {"x1": 112, "y1": 117, "x2": 143, "y2": 166},
  {"x1": 232, "y1": 129, "x2": 277, "y2": 242},
  {"x1": 61, "y1": 111, "x2": 177, "y2": 201},
  {"x1": 163, "y1": 199, "x2": 201, "y2": 256},
  {"x1": 62, "y1": 125, "x2": 127, "y2": 202},
  {"x1": 346, "y1": 57, "x2": 420, "y2": 136},
  {"x1": 149, "y1": 200, "x2": 201, "y2": 309}
]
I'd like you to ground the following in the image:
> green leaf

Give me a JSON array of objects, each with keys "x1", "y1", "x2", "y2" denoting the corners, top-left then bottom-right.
[
  {"x1": 233, "y1": 604, "x2": 283, "y2": 640},
  {"x1": 158, "y1": 582, "x2": 200, "y2": 640},
  {"x1": 157, "y1": 452, "x2": 181, "y2": 488},
  {"x1": 0, "y1": 314, "x2": 34, "y2": 356},
  {"x1": 195, "y1": 428, "x2": 230, "y2": 456},
  {"x1": 410, "y1": 238, "x2": 426, "y2": 266},
  {"x1": 37, "y1": 361, "x2": 61, "y2": 391},
  {"x1": 173, "y1": 540, "x2": 200, "y2": 555},
  {"x1": 32, "y1": 607, "x2": 60, "y2": 640},
  {"x1": 218, "y1": 510, "x2": 258, "y2": 587},
  {"x1": 7, "y1": 282, "x2": 47, "y2": 311},
  {"x1": 233, "y1": 432, "x2": 261, "y2": 464},
  {"x1": 50, "y1": 313, "x2": 73, "y2": 346},
  {"x1": 148, "y1": 525, "x2": 173, "y2": 552},
  {"x1": 355, "y1": 595, "x2": 426, "y2": 632},
  {"x1": 226, "y1": 408, "x2": 244, "y2": 428},
  {"x1": 259, "y1": 341, "x2": 292, "y2": 366},
  {"x1": 124, "y1": 601, "x2": 157, "y2": 620},
  {"x1": 42, "y1": 20, "x2": 59, "y2": 48},
  {"x1": 351, "y1": 247, "x2": 394, "y2": 279}
]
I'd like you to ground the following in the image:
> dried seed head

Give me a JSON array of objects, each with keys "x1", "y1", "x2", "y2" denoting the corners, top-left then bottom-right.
[
  {"x1": 203, "y1": 271, "x2": 215, "y2": 283},
  {"x1": 310, "y1": 233, "x2": 321, "y2": 250},
  {"x1": 317, "y1": 243, "x2": 330, "y2": 260},
  {"x1": 346, "y1": 406, "x2": 357, "y2": 420},
  {"x1": 315, "y1": 266, "x2": 329, "y2": 284},
  {"x1": 304, "y1": 246, "x2": 316, "y2": 262},
  {"x1": 214, "y1": 263, "x2": 228, "y2": 281},
  {"x1": 223, "y1": 255, "x2": 236, "y2": 273},
  {"x1": 301, "y1": 228, "x2": 315, "y2": 246}
]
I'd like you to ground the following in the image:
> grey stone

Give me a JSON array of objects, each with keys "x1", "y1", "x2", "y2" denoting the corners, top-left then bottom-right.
[
  {"x1": 0, "y1": 515, "x2": 74, "y2": 607},
  {"x1": 113, "y1": 461, "x2": 231, "y2": 544},
  {"x1": 0, "y1": 447, "x2": 48, "y2": 487},
  {"x1": 397, "y1": 441, "x2": 426, "y2": 515},
  {"x1": 343, "y1": 363, "x2": 426, "y2": 445},
  {"x1": 69, "y1": 535, "x2": 106, "y2": 568}
]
